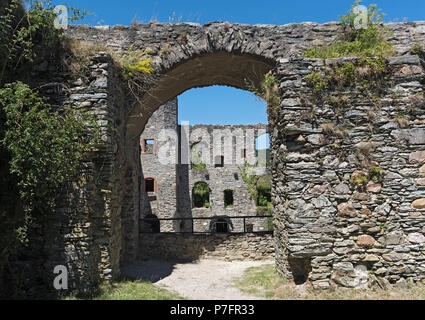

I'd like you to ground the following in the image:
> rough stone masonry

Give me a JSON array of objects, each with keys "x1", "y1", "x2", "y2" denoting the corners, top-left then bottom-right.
[{"x1": 29, "y1": 20, "x2": 425, "y2": 293}]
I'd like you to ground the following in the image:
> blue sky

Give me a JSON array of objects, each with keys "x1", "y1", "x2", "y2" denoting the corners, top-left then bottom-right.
[{"x1": 49, "y1": 0, "x2": 424, "y2": 126}]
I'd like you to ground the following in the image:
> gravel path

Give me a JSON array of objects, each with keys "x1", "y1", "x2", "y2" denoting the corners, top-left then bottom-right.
[{"x1": 122, "y1": 259, "x2": 274, "y2": 300}]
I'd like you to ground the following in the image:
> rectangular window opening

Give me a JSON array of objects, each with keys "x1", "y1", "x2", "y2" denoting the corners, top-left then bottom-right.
[
  {"x1": 145, "y1": 178, "x2": 155, "y2": 193},
  {"x1": 215, "y1": 155, "x2": 224, "y2": 168},
  {"x1": 143, "y1": 139, "x2": 155, "y2": 154},
  {"x1": 224, "y1": 189, "x2": 234, "y2": 208}
]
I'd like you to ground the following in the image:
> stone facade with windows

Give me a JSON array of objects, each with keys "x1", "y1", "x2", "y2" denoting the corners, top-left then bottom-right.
[{"x1": 139, "y1": 98, "x2": 270, "y2": 234}]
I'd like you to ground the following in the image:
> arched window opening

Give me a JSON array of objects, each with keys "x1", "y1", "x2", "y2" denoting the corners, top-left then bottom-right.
[
  {"x1": 210, "y1": 217, "x2": 232, "y2": 233},
  {"x1": 192, "y1": 182, "x2": 211, "y2": 208}
]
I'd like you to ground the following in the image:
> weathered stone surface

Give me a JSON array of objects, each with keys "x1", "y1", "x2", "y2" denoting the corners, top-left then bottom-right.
[
  {"x1": 391, "y1": 129, "x2": 425, "y2": 145},
  {"x1": 333, "y1": 262, "x2": 354, "y2": 273},
  {"x1": 338, "y1": 202, "x2": 358, "y2": 217},
  {"x1": 407, "y1": 233, "x2": 425, "y2": 244},
  {"x1": 306, "y1": 134, "x2": 326, "y2": 146},
  {"x1": 383, "y1": 252, "x2": 409, "y2": 262},
  {"x1": 382, "y1": 231, "x2": 404, "y2": 246},
  {"x1": 415, "y1": 178, "x2": 425, "y2": 186},
  {"x1": 334, "y1": 183, "x2": 351, "y2": 195},
  {"x1": 357, "y1": 235, "x2": 376, "y2": 248},
  {"x1": 139, "y1": 233, "x2": 274, "y2": 261},
  {"x1": 389, "y1": 55, "x2": 420, "y2": 65},
  {"x1": 367, "y1": 182, "x2": 382, "y2": 194},
  {"x1": 409, "y1": 151, "x2": 425, "y2": 164},
  {"x1": 419, "y1": 165, "x2": 425, "y2": 178},
  {"x1": 412, "y1": 199, "x2": 425, "y2": 209}
]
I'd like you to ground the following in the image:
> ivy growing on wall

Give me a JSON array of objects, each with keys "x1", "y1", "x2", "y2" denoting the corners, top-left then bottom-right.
[
  {"x1": 1, "y1": 82, "x2": 98, "y2": 221},
  {"x1": 246, "y1": 72, "x2": 281, "y2": 126},
  {"x1": 0, "y1": 0, "x2": 94, "y2": 298}
]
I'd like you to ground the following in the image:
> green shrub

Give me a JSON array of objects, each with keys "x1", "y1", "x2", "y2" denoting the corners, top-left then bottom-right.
[
  {"x1": 305, "y1": 72, "x2": 328, "y2": 92},
  {"x1": 304, "y1": 1, "x2": 394, "y2": 59},
  {"x1": 411, "y1": 44, "x2": 425, "y2": 56},
  {"x1": 1, "y1": 81, "x2": 99, "y2": 221},
  {"x1": 247, "y1": 73, "x2": 281, "y2": 124},
  {"x1": 193, "y1": 182, "x2": 211, "y2": 208},
  {"x1": 305, "y1": 57, "x2": 388, "y2": 93},
  {"x1": 0, "y1": 0, "x2": 88, "y2": 86},
  {"x1": 369, "y1": 166, "x2": 384, "y2": 183}
]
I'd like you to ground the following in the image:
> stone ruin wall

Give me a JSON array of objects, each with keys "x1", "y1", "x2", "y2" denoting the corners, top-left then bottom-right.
[
  {"x1": 138, "y1": 233, "x2": 275, "y2": 262},
  {"x1": 19, "y1": 20, "x2": 425, "y2": 294},
  {"x1": 272, "y1": 55, "x2": 425, "y2": 289}
]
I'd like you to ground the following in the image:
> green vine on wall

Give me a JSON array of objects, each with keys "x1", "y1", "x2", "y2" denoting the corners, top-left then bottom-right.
[
  {"x1": 0, "y1": 0, "x2": 95, "y2": 297},
  {"x1": 246, "y1": 72, "x2": 281, "y2": 125},
  {"x1": 0, "y1": 0, "x2": 88, "y2": 86},
  {"x1": 238, "y1": 161, "x2": 260, "y2": 203}
]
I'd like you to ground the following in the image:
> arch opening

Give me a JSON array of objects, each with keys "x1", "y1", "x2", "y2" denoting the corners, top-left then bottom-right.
[
  {"x1": 126, "y1": 51, "x2": 275, "y2": 140},
  {"x1": 125, "y1": 48, "x2": 277, "y2": 266},
  {"x1": 192, "y1": 182, "x2": 211, "y2": 209}
]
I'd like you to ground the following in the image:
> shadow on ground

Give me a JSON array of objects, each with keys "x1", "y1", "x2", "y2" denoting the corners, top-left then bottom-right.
[{"x1": 121, "y1": 260, "x2": 186, "y2": 282}]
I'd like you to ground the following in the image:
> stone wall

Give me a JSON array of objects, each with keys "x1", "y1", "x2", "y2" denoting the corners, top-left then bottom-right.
[
  {"x1": 140, "y1": 99, "x2": 179, "y2": 233},
  {"x1": 10, "y1": 51, "x2": 128, "y2": 296},
  {"x1": 271, "y1": 55, "x2": 425, "y2": 289},
  {"x1": 138, "y1": 233, "x2": 275, "y2": 262}
]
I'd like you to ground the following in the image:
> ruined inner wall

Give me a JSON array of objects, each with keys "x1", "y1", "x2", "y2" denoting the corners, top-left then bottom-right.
[
  {"x1": 46, "y1": 21, "x2": 425, "y2": 293},
  {"x1": 139, "y1": 99, "x2": 270, "y2": 234},
  {"x1": 139, "y1": 99, "x2": 178, "y2": 232},
  {"x1": 178, "y1": 124, "x2": 269, "y2": 233},
  {"x1": 138, "y1": 233, "x2": 275, "y2": 262}
]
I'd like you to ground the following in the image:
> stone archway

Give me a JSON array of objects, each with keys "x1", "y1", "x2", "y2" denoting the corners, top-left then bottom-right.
[
  {"x1": 121, "y1": 50, "x2": 277, "y2": 262},
  {"x1": 126, "y1": 51, "x2": 275, "y2": 140},
  {"x1": 62, "y1": 22, "x2": 425, "y2": 292}
]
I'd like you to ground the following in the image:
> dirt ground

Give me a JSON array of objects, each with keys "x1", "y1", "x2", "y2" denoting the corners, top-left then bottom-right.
[{"x1": 122, "y1": 259, "x2": 274, "y2": 300}]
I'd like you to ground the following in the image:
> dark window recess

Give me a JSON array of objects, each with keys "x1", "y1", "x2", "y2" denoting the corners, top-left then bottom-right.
[
  {"x1": 224, "y1": 190, "x2": 234, "y2": 208},
  {"x1": 288, "y1": 257, "x2": 312, "y2": 285},
  {"x1": 144, "y1": 139, "x2": 155, "y2": 153},
  {"x1": 145, "y1": 178, "x2": 155, "y2": 192},
  {"x1": 234, "y1": 173, "x2": 239, "y2": 181},
  {"x1": 144, "y1": 214, "x2": 160, "y2": 233},
  {"x1": 206, "y1": 174, "x2": 210, "y2": 181},
  {"x1": 192, "y1": 182, "x2": 210, "y2": 208},
  {"x1": 213, "y1": 219, "x2": 229, "y2": 233},
  {"x1": 215, "y1": 155, "x2": 224, "y2": 168},
  {"x1": 242, "y1": 149, "x2": 247, "y2": 160},
  {"x1": 179, "y1": 220, "x2": 186, "y2": 232}
]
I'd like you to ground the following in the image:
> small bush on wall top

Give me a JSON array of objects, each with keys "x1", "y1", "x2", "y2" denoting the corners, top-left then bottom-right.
[{"x1": 304, "y1": 1, "x2": 394, "y2": 59}]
